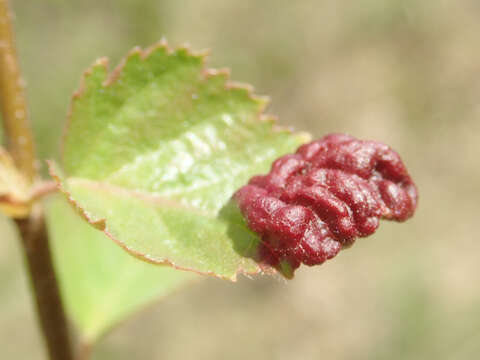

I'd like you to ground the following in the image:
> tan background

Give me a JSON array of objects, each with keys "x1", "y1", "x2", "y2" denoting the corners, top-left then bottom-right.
[{"x1": 1, "y1": 1, "x2": 479, "y2": 359}]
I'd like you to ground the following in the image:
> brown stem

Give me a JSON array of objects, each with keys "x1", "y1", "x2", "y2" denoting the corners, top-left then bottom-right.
[
  {"x1": 17, "y1": 208, "x2": 74, "y2": 360},
  {"x1": 0, "y1": 0, "x2": 36, "y2": 183},
  {"x1": 75, "y1": 342, "x2": 92, "y2": 360},
  {"x1": 0, "y1": 1, "x2": 74, "y2": 359}
]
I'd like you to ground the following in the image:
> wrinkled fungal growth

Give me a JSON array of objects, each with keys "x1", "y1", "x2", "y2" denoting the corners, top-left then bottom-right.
[{"x1": 234, "y1": 134, "x2": 418, "y2": 276}]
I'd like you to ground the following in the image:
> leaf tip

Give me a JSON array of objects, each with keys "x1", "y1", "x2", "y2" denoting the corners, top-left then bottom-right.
[
  {"x1": 204, "y1": 67, "x2": 231, "y2": 79},
  {"x1": 94, "y1": 57, "x2": 109, "y2": 68},
  {"x1": 71, "y1": 57, "x2": 109, "y2": 100},
  {"x1": 174, "y1": 41, "x2": 209, "y2": 58}
]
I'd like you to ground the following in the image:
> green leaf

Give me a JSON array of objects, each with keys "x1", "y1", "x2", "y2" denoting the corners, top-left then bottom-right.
[
  {"x1": 52, "y1": 41, "x2": 309, "y2": 280},
  {"x1": 46, "y1": 196, "x2": 194, "y2": 342}
]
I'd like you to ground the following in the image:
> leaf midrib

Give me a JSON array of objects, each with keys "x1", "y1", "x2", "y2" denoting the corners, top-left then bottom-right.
[{"x1": 68, "y1": 178, "x2": 213, "y2": 218}]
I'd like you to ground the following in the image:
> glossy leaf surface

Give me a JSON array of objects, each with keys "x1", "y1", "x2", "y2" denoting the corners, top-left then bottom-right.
[{"x1": 52, "y1": 43, "x2": 308, "y2": 279}]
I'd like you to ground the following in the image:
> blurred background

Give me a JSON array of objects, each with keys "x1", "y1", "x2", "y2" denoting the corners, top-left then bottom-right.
[{"x1": 1, "y1": 0, "x2": 479, "y2": 359}]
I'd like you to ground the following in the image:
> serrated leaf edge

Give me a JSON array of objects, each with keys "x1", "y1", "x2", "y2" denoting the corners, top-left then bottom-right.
[
  {"x1": 48, "y1": 160, "x2": 276, "y2": 281},
  {"x1": 61, "y1": 39, "x2": 310, "y2": 162},
  {"x1": 56, "y1": 39, "x2": 309, "y2": 281}
]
